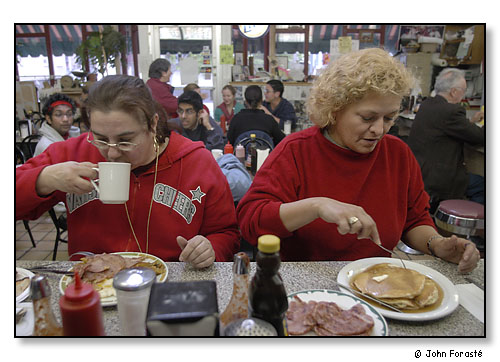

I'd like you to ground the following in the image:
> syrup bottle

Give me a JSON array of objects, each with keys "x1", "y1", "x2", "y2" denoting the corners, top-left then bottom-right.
[
  {"x1": 219, "y1": 252, "x2": 250, "y2": 335},
  {"x1": 31, "y1": 275, "x2": 63, "y2": 336},
  {"x1": 248, "y1": 235, "x2": 289, "y2": 336},
  {"x1": 59, "y1": 272, "x2": 106, "y2": 336},
  {"x1": 246, "y1": 133, "x2": 257, "y2": 170}
]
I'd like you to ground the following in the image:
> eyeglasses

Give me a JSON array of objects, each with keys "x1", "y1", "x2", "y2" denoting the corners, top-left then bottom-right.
[
  {"x1": 53, "y1": 111, "x2": 74, "y2": 119},
  {"x1": 87, "y1": 132, "x2": 139, "y2": 152},
  {"x1": 177, "y1": 108, "x2": 196, "y2": 116}
]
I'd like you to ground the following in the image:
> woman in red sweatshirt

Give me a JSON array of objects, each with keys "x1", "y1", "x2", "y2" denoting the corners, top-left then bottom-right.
[
  {"x1": 146, "y1": 58, "x2": 178, "y2": 119},
  {"x1": 237, "y1": 48, "x2": 480, "y2": 273},
  {"x1": 16, "y1": 75, "x2": 239, "y2": 267}
]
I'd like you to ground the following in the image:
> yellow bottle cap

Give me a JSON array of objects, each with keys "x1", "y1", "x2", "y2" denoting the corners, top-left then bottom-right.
[{"x1": 257, "y1": 235, "x2": 280, "y2": 253}]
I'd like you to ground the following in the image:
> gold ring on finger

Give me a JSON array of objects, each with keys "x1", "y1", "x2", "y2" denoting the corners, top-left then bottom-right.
[{"x1": 348, "y1": 216, "x2": 359, "y2": 226}]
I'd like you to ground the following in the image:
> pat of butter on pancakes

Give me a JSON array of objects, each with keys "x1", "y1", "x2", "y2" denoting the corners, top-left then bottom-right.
[{"x1": 352, "y1": 263, "x2": 439, "y2": 310}]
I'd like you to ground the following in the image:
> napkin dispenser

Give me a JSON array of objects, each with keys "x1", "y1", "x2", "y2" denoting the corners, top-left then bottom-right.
[{"x1": 146, "y1": 280, "x2": 219, "y2": 336}]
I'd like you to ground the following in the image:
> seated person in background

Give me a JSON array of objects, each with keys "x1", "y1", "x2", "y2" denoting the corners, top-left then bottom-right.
[
  {"x1": 214, "y1": 85, "x2": 245, "y2": 134},
  {"x1": 171, "y1": 91, "x2": 225, "y2": 151},
  {"x1": 237, "y1": 48, "x2": 479, "y2": 273},
  {"x1": 16, "y1": 75, "x2": 239, "y2": 268},
  {"x1": 408, "y1": 68, "x2": 485, "y2": 213},
  {"x1": 227, "y1": 85, "x2": 285, "y2": 147},
  {"x1": 34, "y1": 93, "x2": 78, "y2": 157},
  {"x1": 146, "y1": 58, "x2": 178, "y2": 119},
  {"x1": 183, "y1": 83, "x2": 211, "y2": 116},
  {"x1": 262, "y1": 79, "x2": 298, "y2": 131}
]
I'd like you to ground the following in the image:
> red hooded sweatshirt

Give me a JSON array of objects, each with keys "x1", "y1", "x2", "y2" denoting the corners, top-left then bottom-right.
[{"x1": 16, "y1": 132, "x2": 239, "y2": 261}]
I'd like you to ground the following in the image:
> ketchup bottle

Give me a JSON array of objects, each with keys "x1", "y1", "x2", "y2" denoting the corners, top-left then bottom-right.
[
  {"x1": 220, "y1": 114, "x2": 227, "y2": 134},
  {"x1": 224, "y1": 142, "x2": 234, "y2": 155},
  {"x1": 59, "y1": 272, "x2": 106, "y2": 336}
]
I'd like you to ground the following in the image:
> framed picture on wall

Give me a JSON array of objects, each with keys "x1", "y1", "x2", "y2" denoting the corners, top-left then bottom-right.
[{"x1": 398, "y1": 25, "x2": 444, "y2": 50}]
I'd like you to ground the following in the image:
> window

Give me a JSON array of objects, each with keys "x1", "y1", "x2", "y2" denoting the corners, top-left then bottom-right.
[{"x1": 159, "y1": 25, "x2": 214, "y2": 89}]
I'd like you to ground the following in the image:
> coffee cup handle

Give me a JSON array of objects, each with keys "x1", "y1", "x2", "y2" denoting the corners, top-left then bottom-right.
[{"x1": 90, "y1": 167, "x2": 99, "y2": 193}]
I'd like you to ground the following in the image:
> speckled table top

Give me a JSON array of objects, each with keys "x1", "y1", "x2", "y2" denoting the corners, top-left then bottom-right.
[{"x1": 16, "y1": 258, "x2": 484, "y2": 337}]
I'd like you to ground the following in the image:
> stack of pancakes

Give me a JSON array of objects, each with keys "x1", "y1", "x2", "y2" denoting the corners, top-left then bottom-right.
[{"x1": 351, "y1": 263, "x2": 439, "y2": 310}]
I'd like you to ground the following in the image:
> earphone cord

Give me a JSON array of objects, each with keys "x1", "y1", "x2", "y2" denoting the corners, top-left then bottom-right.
[{"x1": 124, "y1": 140, "x2": 159, "y2": 254}]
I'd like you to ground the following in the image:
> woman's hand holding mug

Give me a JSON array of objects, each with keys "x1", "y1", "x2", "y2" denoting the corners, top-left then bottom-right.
[{"x1": 36, "y1": 161, "x2": 98, "y2": 196}]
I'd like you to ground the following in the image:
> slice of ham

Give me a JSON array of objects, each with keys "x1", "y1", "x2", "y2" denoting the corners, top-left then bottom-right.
[
  {"x1": 73, "y1": 253, "x2": 145, "y2": 284},
  {"x1": 313, "y1": 303, "x2": 374, "y2": 336},
  {"x1": 286, "y1": 295, "x2": 375, "y2": 336},
  {"x1": 287, "y1": 296, "x2": 318, "y2": 335}
]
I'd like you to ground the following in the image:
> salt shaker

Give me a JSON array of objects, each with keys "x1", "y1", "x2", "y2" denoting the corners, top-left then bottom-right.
[
  {"x1": 31, "y1": 275, "x2": 63, "y2": 336},
  {"x1": 219, "y1": 252, "x2": 250, "y2": 335},
  {"x1": 235, "y1": 144, "x2": 245, "y2": 165},
  {"x1": 59, "y1": 272, "x2": 105, "y2": 336},
  {"x1": 113, "y1": 267, "x2": 156, "y2": 336}
]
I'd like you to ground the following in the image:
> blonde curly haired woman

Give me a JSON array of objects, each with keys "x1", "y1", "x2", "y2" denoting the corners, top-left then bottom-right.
[{"x1": 237, "y1": 48, "x2": 480, "y2": 273}]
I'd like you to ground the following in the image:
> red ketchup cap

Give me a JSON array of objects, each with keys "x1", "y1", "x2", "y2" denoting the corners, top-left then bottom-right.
[{"x1": 64, "y1": 271, "x2": 95, "y2": 301}]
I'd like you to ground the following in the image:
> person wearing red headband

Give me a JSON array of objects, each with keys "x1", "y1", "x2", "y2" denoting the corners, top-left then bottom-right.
[{"x1": 34, "y1": 93, "x2": 77, "y2": 157}]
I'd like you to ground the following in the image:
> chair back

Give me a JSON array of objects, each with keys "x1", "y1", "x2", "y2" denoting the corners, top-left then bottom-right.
[
  {"x1": 15, "y1": 145, "x2": 26, "y2": 166},
  {"x1": 234, "y1": 130, "x2": 274, "y2": 158},
  {"x1": 20, "y1": 134, "x2": 41, "y2": 159}
]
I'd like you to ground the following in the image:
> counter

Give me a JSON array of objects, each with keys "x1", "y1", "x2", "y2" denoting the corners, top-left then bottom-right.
[{"x1": 16, "y1": 259, "x2": 484, "y2": 337}]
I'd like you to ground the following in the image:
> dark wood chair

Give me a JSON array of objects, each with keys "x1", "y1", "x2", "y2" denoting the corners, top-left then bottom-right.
[
  {"x1": 48, "y1": 207, "x2": 68, "y2": 260},
  {"x1": 15, "y1": 145, "x2": 36, "y2": 248},
  {"x1": 20, "y1": 134, "x2": 41, "y2": 159}
]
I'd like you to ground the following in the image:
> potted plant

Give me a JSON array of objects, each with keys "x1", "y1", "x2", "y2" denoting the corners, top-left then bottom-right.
[{"x1": 76, "y1": 25, "x2": 126, "y2": 77}]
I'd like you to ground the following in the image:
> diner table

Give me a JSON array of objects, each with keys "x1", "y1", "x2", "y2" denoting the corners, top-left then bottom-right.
[{"x1": 16, "y1": 258, "x2": 484, "y2": 337}]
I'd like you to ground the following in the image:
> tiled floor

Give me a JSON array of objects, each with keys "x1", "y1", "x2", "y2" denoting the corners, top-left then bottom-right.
[{"x1": 16, "y1": 210, "x2": 68, "y2": 261}]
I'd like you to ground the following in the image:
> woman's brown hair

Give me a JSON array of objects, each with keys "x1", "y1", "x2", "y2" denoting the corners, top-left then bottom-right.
[{"x1": 86, "y1": 75, "x2": 172, "y2": 143}]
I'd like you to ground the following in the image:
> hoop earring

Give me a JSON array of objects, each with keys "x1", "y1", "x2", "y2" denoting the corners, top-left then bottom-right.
[{"x1": 153, "y1": 136, "x2": 159, "y2": 153}]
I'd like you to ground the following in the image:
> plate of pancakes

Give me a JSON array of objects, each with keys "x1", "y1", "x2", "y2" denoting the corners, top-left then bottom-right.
[
  {"x1": 337, "y1": 257, "x2": 459, "y2": 321},
  {"x1": 59, "y1": 252, "x2": 168, "y2": 307}
]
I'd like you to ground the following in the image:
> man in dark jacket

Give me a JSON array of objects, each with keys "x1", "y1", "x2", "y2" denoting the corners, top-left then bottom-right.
[
  {"x1": 408, "y1": 68, "x2": 484, "y2": 213},
  {"x1": 171, "y1": 91, "x2": 225, "y2": 151},
  {"x1": 262, "y1": 79, "x2": 298, "y2": 131}
]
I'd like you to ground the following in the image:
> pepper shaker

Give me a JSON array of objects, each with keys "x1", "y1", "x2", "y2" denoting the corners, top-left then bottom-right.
[
  {"x1": 31, "y1": 275, "x2": 63, "y2": 336},
  {"x1": 219, "y1": 252, "x2": 250, "y2": 334}
]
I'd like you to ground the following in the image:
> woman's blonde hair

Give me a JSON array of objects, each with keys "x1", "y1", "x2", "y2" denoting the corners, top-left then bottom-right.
[{"x1": 306, "y1": 48, "x2": 415, "y2": 128}]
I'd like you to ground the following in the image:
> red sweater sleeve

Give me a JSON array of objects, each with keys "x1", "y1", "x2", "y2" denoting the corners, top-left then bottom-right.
[
  {"x1": 236, "y1": 141, "x2": 296, "y2": 245},
  {"x1": 16, "y1": 151, "x2": 64, "y2": 220},
  {"x1": 194, "y1": 149, "x2": 240, "y2": 261}
]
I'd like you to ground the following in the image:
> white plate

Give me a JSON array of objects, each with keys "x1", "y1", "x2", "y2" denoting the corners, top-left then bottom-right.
[
  {"x1": 16, "y1": 302, "x2": 34, "y2": 336},
  {"x1": 59, "y1": 252, "x2": 168, "y2": 307},
  {"x1": 287, "y1": 289, "x2": 389, "y2": 336},
  {"x1": 337, "y1": 257, "x2": 459, "y2": 321},
  {"x1": 16, "y1": 267, "x2": 35, "y2": 304}
]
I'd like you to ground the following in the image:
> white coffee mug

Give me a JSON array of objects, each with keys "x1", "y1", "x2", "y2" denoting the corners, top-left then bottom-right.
[
  {"x1": 211, "y1": 149, "x2": 223, "y2": 160},
  {"x1": 284, "y1": 120, "x2": 292, "y2": 135},
  {"x1": 90, "y1": 162, "x2": 131, "y2": 204}
]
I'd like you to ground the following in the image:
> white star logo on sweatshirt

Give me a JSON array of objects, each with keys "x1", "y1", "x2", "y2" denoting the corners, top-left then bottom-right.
[{"x1": 190, "y1": 186, "x2": 206, "y2": 203}]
